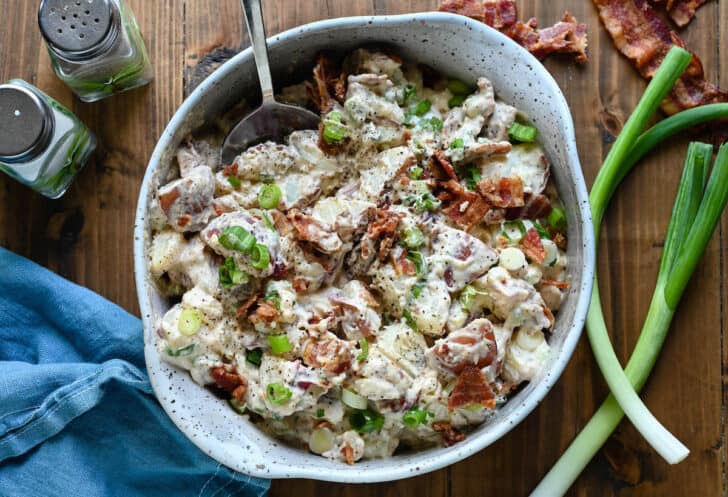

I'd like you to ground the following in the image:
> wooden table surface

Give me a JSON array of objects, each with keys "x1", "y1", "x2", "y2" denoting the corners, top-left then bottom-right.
[{"x1": 1, "y1": 1, "x2": 725, "y2": 495}]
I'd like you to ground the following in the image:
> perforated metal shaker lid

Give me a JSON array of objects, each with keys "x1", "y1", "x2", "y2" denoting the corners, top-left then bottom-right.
[
  {"x1": 0, "y1": 83, "x2": 54, "y2": 162},
  {"x1": 38, "y1": 0, "x2": 114, "y2": 54}
]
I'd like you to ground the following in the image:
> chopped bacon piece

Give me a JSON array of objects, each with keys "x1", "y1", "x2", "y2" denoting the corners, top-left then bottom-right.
[
  {"x1": 235, "y1": 295, "x2": 258, "y2": 320},
  {"x1": 248, "y1": 300, "x2": 280, "y2": 325},
  {"x1": 306, "y1": 53, "x2": 339, "y2": 113},
  {"x1": 362, "y1": 209, "x2": 403, "y2": 261},
  {"x1": 541, "y1": 279, "x2": 571, "y2": 289},
  {"x1": 553, "y1": 232, "x2": 567, "y2": 250},
  {"x1": 288, "y1": 209, "x2": 343, "y2": 254},
  {"x1": 666, "y1": 0, "x2": 706, "y2": 27},
  {"x1": 292, "y1": 278, "x2": 310, "y2": 293},
  {"x1": 303, "y1": 337, "x2": 352, "y2": 374},
  {"x1": 506, "y1": 193, "x2": 552, "y2": 220},
  {"x1": 521, "y1": 228, "x2": 546, "y2": 264},
  {"x1": 594, "y1": 0, "x2": 728, "y2": 116},
  {"x1": 222, "y1": 163, "x2": 238, "y2": 177},
  {"x1": 506, "y1": 12, "x2": 588, "y2": 63},
  {"x1": 478, "y1": 176, "x2": 525, "y2": 208},
  {"x1": 432, "y1": 319, "x2": 497, "y2": 374},
  {"x1": 231, "y1": 382, "x2": 248, "y2": 403},
  {"x1": 439, "y1": 0, "x2": 588, "y2": 63},
  {"x1": 439, "y1": 0, "x2": 485, "y2": 21},
  {"x1": 430, "y1": 150, "x2": 459, "y2": 181},
  {"x1": 438, "y1": 179, "x2": 491, "y2": 231},
  {"x1": 483, "y1": 0, "x2": 517, "y2": 29},
  {"x1": 392, "y1": 248, "x2": 417, "y2": 276},
  {"x1": 210, "y1": 367, "x2": 244, "y2": 393},
  {"x1": 448, "y1": 365, "x2": 496, "y2": 410},
  {"x1": 342, "y1": 443, "x2": 355, "y2": 465},
  {"x1": 432, "y1": 421, "x2": 466, "y2": 446}
]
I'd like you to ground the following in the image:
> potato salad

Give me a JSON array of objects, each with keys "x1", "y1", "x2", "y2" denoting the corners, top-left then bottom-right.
[{"x1": 149, "y1": 49, "x2": 570, "y2": 464}]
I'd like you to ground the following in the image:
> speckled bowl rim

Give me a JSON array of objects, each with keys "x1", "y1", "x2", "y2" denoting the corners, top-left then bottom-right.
[{"x1": 134, "y1": 12, "x2": 595, "y2": 483}]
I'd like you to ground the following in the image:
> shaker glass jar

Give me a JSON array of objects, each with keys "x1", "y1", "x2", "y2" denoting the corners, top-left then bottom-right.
[
  {"x1": 38, "y1": 0, "x2": 153, "y2": 102},
  {"x1": 0, "y1": 79, "x2": 96, "y2": 198}
]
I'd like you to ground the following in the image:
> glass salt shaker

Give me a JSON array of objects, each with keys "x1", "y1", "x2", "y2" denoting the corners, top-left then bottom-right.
[
  {"x1": 38, "y1": 0, "x2": 153, "y2": 102},
  {"x1": 0, "y1": 80, "x2": 96, "y2": 199}
]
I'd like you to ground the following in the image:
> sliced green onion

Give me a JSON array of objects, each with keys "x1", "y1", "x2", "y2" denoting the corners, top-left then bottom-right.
[
  {"x1": 459, "y1": 285, "x2": 478, "y2": 310},
  {"x1": 342, "y1": 388, "x2": 368, "y2": 410},
  {"x1": 465, "y1": 165, "x2": 482, "y2": 191},
  {"x1": 403, "y1": 308, "x2": 417, "y2": 331},
  {"x1": 316, "y1": 408, "x2": 325, "y2": 418},
  {"x1": 268, "y1": 334, "x2": 291, "y2": 355},
  {"x1": 414, "y1": 100, "x2": 431, "y2": 116},
  {"x1": 227, "y1": 176, "x2": 241, "y2": 189},
  {"x1": 266, "y1": 382, "x2": 292, "y2": 404},
  {"x1": 322, "y1": 111, "x2": 349, "y2": 144},
  {"x1": 533, "y1": 220, "x2": 551, "y2": 239},
  {"x1": 411, "y1": 281, "x2": 426, "y2": 299},
  {"x1": 262, "y1": 211, "x2": 276, "y2": 231},
  {"x1": 166, "y1": 343, "x2": 195, "y2": 357},
  {"x1": 403, "y1": 407, "x2": 433, "y2": 428},
  {"x1": 447, "y1": 79, "x2": 471, "y2": 95},
  {"x1": 251, "y1": 243, "x2": 270, "y2": 270},
  {"x1": 309, "y1": 427, "x2": 335, "y2": 454},
  {"x1": 219, "y1": 256, "x2": 248, "y2": 288},
  {"x1": 448, "y1": 95, "x2": 466, "y2": 108},
  {"x1": 402, "y1": 84, "x2": 417, "y2": 105},
  {"x1": 419, "y1": 116, "x2": 443, "y2": 133},
  {"x1": 219, "y1": 226, "x2": 256, "y2": 254},
  {"x1": 547, "y1": 205, "x2": 567, "y2": 232},
  {"x1": 406, "y1": 250, "x2": 427, "y2": 277},
  {"x1": 508, "y1": 122, "x2": 538, "y2": 143},
  {"x1": 403, "y1": 226, "x2": 426, "y2": 249},
  {"x1": 356, "y1": 338, "x2": 369, "y2": 362},
  {"x1": 178, "y1": 308, "x2": 202, "y2": 336},
  {"x1": 258, "y1": 184, "x2": 282, "y2": 209},
  {"x1": 450, "y1": 138, "x2": 465, "y2": 149},
  {"x1": 410, "y1": 166, "x2": 424, "y2": 180},
  {"x1": 246, "y1": 348, "x2": 263, "y2": 366},
  {"x1": 259, "y1": 173, "x2": 275, "y2": 184},
  {"x1": 349, "y1": 409, "x2": 384, "y2": 434},
  {"x1": 414, "y1": 193, "x2": 441, "y2": 213},
  {"x1": 264, "y1": 288, "x2": 281, "y2": 309}
]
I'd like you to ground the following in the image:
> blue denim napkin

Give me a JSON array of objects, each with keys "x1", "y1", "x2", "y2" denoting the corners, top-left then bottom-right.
[{"x1": 0, "y1": 247, "x2": 270, "y2": 497}]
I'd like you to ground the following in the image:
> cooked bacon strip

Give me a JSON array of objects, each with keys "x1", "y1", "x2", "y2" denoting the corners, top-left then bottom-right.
[
  {"x1": 448, "y1": 365, "x2": 496, "y2": 409},
  {"x1": 235, "y1": 295, "x2": 258, "y2": 320},
  {"x1": 248, "y1": 300, "x2": 280, "y2": 325},
  {"x1": 342, "y1": 443, "x2": 355, "y2": 465},
  {"x1": 594, "y1": 0, "x2": 728, "y2": 115},
  {"x1": 288, "y1": 209, "x2": 343, "y2": 254},
  {"x1": 439, "y1": 0, "x2": 588, "y2": 63},
  {"x1": 432, "y1": 421, "x2": 466, "y2": 446},
  {"x1": 521, "y1": 228, "x2": 546, "y2": 264},
  {"x1": 478, "y1": 176, "x2": 525, "y2": 208},
  {"x1": 506, "y1": 193, "x2": 552, "y2": 220},
  {"x1": 392, "y1": 247, "x2": 417, "y2": 276},
  {"x1": 506, "y1": 13, "x2": 588, "y2": 63}
]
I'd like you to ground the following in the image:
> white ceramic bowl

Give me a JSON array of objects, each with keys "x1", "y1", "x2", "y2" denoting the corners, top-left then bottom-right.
[{"x1": 134, "y1": 12, "x2": 594, "y2": 483}]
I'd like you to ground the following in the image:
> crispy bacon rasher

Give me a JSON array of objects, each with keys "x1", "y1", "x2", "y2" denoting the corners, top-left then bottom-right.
[
  {"x1": 478, "y1": 176, "x2": 525, "y2": 208},
  {"x1": 662, "y1": 0, "x2": 707, "y2": 27},
  {"x1": 439, "y1": 0, "x2": 588, "y2": 63},
  {"x1": 594, "y1": 0, "x2": 728, "y2": 116},
  {"x1": 448, "y1": 365, "x2": 496, "y2": 410},
  {"x1": 521, "y1": 228, "x2": 546, "y2": 264}
]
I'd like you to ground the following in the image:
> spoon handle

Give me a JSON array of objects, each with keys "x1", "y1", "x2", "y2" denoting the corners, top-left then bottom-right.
[{"x1": 240, "y1": 0, "x2": 275, "y2": 103}]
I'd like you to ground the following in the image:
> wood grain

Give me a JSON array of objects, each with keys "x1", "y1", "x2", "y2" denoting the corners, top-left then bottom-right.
[{"x1": 0, "y1": 0, "x2": 725, "y2": 495}]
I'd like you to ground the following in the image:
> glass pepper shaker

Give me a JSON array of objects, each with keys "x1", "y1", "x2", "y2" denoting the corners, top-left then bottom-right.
[
  {"x1": 38, "y1": 0, "x2": 153, "y2": 102},
  {"x1": 0, "y1": 79, "x2": 96, "y2": 199}
]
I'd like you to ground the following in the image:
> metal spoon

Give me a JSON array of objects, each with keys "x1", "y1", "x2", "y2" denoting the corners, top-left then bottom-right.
[{"x1": 221, "y1": 0, "x2": 320, "y2": 165}]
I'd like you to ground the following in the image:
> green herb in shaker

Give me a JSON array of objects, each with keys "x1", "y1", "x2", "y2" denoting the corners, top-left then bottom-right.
[
  {"x1": 0, "y1": 80, "x2": 96, "y2": 198},
  {"x1": 38, "y1": 0, "x2": 153, "y2": 102}
]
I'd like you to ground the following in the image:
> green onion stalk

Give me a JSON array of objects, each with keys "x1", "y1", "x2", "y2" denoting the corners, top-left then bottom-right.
[{"x1": 532, "y1": 45, "x2": 728, "y2": 496}]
